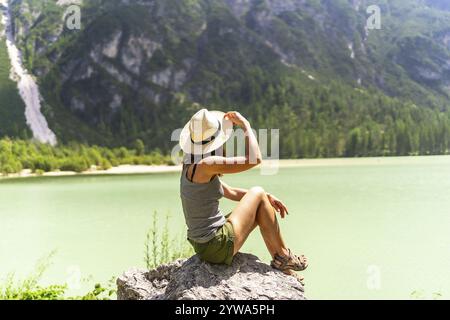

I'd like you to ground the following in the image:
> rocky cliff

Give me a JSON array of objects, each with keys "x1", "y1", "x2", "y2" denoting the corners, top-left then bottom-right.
[
  {"x1": 4, "y1": 0, "x2": 450, "y2": 158},
  {"x1": 117, "y1": 253, "x2": 305, "y2": 300}
]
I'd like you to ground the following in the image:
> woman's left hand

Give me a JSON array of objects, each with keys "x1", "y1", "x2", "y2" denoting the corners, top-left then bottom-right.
[{"x1": 267, "y1": 193, "x2": 289, "y2": 218}]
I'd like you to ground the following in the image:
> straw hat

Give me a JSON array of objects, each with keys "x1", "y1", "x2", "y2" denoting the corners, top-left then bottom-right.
[{"x1": 180, "y1": 109, "x2": 233, "y2": 155}]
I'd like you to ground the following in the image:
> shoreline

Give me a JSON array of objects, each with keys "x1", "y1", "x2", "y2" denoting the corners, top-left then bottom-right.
[
  {"x1": 1, "y1": 155, "x2": 449, "y2": 181},
  {"x1": 0, "y1": 164, "x2": 183, "y2": 180}
]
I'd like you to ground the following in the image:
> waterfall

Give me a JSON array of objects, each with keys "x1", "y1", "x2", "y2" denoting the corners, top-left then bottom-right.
[{"x1": 0, "y1": 0, "x2": 57, "y2": 145}]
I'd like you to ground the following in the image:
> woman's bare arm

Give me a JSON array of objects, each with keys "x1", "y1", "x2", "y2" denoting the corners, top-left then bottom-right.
[
  {"x1": 221, "y1": 180, "x2": 248, "y2": 202},
  {"x1": 221, "y1": 180, "x2": 290, "y2": 217},
  {"x1": 202, "y1": 111, "x2": 262, "y2": 175}
]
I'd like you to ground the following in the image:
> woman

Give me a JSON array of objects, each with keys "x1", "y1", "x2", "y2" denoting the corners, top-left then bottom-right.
[{"x1": 179, "y1": 109, "x2": 308, "y2": 282}]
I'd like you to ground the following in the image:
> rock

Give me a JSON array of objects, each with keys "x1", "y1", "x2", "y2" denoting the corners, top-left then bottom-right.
[
  {"x1": 121, "y1": 36, "x2": 161, "y2": 75},
  {"x1": 117, "y1": 253, "x2": 305, "y2": 300},
  {"x1": 109, "y1": 94, "x2": 122, "y2": 111},
  {"x1": 102, "y1": 31, "x2": 122, "y2": 59}
]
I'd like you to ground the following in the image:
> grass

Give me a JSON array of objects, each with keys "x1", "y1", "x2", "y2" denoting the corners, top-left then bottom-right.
[
  {"x1": 411, "y1": 290, "x2": 444, "y2": 300},
  {"x1": 0, "y1": 252, "x2": 65, "y2": 300},
  {"x1": 144, "y1": 211, "x2": 194, "y2": 269},
  {"x1": 0, "y1": 251, "x2": 115, "y2": 300}
]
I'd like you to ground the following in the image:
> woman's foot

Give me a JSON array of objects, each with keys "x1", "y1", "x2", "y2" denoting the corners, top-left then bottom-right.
[{"x1": 271, "y1": 249, "x2": 308, "y2": 272}]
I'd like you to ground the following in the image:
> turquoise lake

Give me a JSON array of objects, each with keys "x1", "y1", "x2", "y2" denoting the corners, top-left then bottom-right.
[{"x1": 1, "y1": 156, "x2": 449, "y2": 299}]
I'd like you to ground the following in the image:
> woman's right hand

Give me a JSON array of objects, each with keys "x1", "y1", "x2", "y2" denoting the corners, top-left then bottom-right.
[{"x1": 225, "y1": 111, "x2": 249, "y2": 128}]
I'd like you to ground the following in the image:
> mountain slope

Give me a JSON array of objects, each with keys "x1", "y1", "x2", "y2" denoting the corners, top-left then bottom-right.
[
  {"x1": 3, "y1": 0, "x2": 450, "y2": 157},
  {"x1": 0, "y1": 3, "x2": 29, "y2": 139}
]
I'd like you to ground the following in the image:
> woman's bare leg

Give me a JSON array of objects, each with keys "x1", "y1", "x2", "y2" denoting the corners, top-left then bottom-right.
[{"x1": 227, "y1": 186, "x2": 289, "y2": 257}]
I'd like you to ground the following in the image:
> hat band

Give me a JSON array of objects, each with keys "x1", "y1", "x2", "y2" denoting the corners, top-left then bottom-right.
[{"x1": 191, "y1": 120, "x2": 222, "y2": 146}]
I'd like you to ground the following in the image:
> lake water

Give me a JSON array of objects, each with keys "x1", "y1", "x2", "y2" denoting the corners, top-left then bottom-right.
[{"x1": 1, "y1": 157, "x2": 449, "y2": 300}]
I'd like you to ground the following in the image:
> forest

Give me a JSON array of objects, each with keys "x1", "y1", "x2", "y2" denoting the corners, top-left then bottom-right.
[
  {"x1": 2, "y1": 0, "x2": 450, "y2": 175},
  {"x1": 3, "y1": 0, "x2": 448, "y2": 160},
  {"x1": 0, "y1": 138, "x2": 173, "y2": 175}
]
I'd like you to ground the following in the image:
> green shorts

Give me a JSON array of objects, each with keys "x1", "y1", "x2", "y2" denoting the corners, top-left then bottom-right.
[{"x1": 188, "y1": 214, "x2": 235, "y2": 266}]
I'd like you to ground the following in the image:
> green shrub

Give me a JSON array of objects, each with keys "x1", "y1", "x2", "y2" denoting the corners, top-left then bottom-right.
[
  {"x1": 115, "y1": 147, "x2": 130, "y2": 159},
  {"x1": 134, "y1": 139, "x2": 145, "y2": 156},
  {"x1": 0, "y1": 252, "x2": 115, "y2": 300},
  {"x1": 0, "y1": 164, "x2": 15, "y2": 175},
  {"x1": 0, "y1": 252, "x2": 64, "y2": 300},
  {"x1": 32, "y1": 156, "x2": 57, "y2": 172},
  {"x1": 0, "y1": 159, "x2": 22, "y2": 174},
  {"x1": 0, "y1": 138, "x2": 173, "y2": 175},
  {"x1": 411, "y1": 290, "x2": 443, "y2": 300},
  {"x1": 99, "y1": 158, "x2": 112, "y2": 170},
  {"x1": 59, "y1": 157, "x2": 89, "y2": 173},
  {"x1": 71, "y1": 281, "x2": 116, "y2": 300},
  {"x1": 1, "y1": 212, "x2": 192, "y2": 300},
  {"x1": 144, "y1": 211, "x2": 194, "y2": 269}
]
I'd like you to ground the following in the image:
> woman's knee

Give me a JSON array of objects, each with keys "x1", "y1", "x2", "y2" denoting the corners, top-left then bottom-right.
[{"x1": 249, "y1": 186, "x2": 265, "y2": 197}]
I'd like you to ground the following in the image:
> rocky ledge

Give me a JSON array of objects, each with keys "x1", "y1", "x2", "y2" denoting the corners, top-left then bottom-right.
[{"x1": 117, "y1": 253, "x2": 305, "y2": 300}]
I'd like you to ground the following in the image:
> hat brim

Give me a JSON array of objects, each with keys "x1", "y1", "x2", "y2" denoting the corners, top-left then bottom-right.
[{"x1": 179, "y1": 111, "x2": 234, "y2": 155}]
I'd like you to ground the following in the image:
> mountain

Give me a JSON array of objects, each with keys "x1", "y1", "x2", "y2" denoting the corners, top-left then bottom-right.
[
  {"x1": 2, "y1": 0, "x2": 450, "y2": 157},
  {"x1": 0, "y1": 2, "x2": 29, "y2": 139}
]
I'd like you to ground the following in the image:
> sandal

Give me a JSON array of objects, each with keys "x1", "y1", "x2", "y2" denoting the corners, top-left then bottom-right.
[{"x1": 270, "y1": 249, "x2": 308, "y2": 272}]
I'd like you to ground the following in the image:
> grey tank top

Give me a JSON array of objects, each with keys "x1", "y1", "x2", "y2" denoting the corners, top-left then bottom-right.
[{"x1": 180, "y1": 164, "x2": 226, "y2": 243}]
